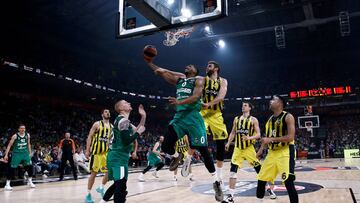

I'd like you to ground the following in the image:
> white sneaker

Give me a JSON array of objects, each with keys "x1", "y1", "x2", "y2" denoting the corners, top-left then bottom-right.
[
  {"x1": 138, "y1": 173, "x2": 145, "y2": 182},
  {"x1": 181, "y1": 156, "x2": 191, "y2": 177},
  {"x1": 267, "y1": 188, "x2": 277, "y2": 199},
  {"x1": 42, "y1": 174, "x2": 48, "y2": 179},
  {"x1": 43, "y1": 170, "x2": 49, "y2": 174},
  {"x1": 4, "y1": 185, "x2": 13, "y2": 191},
  {"x1": 28, "y1": 181, "x2": 36, "y2": 188},
  {"x1": 152, "y1": 171, "x2": 159, "y2": 178}
]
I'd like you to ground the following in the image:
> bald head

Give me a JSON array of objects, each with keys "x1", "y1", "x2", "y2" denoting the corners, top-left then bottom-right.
[{"x1": 115, "y1": 100, "x2": 132, "y2": 113}]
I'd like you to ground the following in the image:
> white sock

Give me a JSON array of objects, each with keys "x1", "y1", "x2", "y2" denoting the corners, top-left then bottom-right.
[
  {"x1": 229, "y1": 188, "x2": 235, "y2": 197},
  {"x1": 28, "y1": 177, "x2": 33, "y2": 182},
  {"x1": 6, "y1": 180, "x2": 10, "y2": 186},
  {"x1": 172, "y1": 151, "x2": 179, "y2": 158},
  {"x1": 87, "y1": 190, "x2": 91, "y2": 194},
  {"x1": 99, "y1": 184, "x2": 104, "y2": 189},
  {"x1": 216, "y1": 166, "x2": 222, "y2": 181},
  {"x1": 212, "y1": 172, "x2": 217, "y2": 182}
]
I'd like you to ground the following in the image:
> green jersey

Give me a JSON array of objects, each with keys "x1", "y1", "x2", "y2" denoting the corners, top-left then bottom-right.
[
  {"x1": 148, "y1": 142, "x2": 161, "y2": 159},
  {"x1": 107, "y1": 115, "x2": 138, "y2": 165},
  {"x1": 13, "y1": 133, "x2": 29, "y2": 153},
  {"x1": 175, "y1": 77, "x2": 202, "y2": 112}
]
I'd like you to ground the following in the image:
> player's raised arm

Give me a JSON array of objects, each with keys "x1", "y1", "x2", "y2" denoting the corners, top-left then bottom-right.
[{"x1": 146, "y1": 62, "x2": 185, "y2": 85}]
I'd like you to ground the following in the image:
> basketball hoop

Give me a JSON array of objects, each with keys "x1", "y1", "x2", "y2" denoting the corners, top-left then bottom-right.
[{"x1": 163, "y1": 26, "x2": 195, "y2": 46}]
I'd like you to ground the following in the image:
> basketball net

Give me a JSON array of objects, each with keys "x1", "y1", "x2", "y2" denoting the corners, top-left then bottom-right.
[{"x1": 163, "y1": 26, "x2": 194, "y2": 46}]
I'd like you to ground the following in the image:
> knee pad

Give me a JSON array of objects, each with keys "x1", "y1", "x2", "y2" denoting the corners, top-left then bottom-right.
[
  {"x1": 230, "y1": 163, "x2": 238, "y2": 173},
  {"x1": 254, "y1": 165, "x2": 261, "y2": 174},
  {"x1": 285, "y1": 174, "x2": 296, "y2": 183},
  {"x1": 256, "y1": 180, "x2": 266, "y2": 198},
  {"x1": 215, "y1": 140, "x2": 225, "y2": 161}
]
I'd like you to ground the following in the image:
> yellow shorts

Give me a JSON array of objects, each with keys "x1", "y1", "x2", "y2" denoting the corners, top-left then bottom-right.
[
  {"x1": 200, "y1": 109, "x2": 228, "y2": 140},
  {"x1": 257, "y1": 145, "x2": 296, "y2": 183},
  {"x1": 89, "y1": 153, "x2": 108, "y2": 173},
  {"x1": 231, "y1": 145, "x2": 260, "y2": 168}
]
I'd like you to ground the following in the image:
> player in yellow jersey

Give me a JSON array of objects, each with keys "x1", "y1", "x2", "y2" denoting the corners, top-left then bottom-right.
[
  {"x1": 173, "y1": 135, "x2": 193, "y2": 181},
  {"x1": 85, "y1": 109, "x2": 113, "y2": 203},
  {"x1": 201, "y1": 61, "x2": 228, "y2": 183},
  {"x1": 256, "y1": 95, "x2": 298, "y2": 203},
  {"x1": 222, "y1": 102, "x2": 276, "y2": 203}
]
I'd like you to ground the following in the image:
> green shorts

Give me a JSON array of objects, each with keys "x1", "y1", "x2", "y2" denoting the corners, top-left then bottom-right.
[
  {"x1": 147, "y1": 154, "x2": 162, "y2": 167},
  {"x1": 107, "y1": 162, "x2": 128, "y2": 181},
  {"x1": 169, "y1": 110, "x2": 207, "y2": 147},
  {"x1": 11, "y1": 152, "x2": 32, "y2": 168}
]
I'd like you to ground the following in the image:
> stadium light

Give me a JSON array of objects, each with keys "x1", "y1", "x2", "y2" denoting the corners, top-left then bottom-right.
[
  {"x1": 218, "y1": 39, "x2": 225, "y2": 48},
  {"x1": 181, "y1": 8, "x2": 192, "y2": 18},
  {"x1": 167, "y1": 0, "x2": 174, "y2": 5},
  {"x1": 204, "y1": 25, "x2": 211, "y2": 33}
]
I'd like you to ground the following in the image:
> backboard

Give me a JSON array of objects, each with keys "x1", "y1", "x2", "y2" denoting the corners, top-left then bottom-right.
[
  {"x1": 298, "y1": 115, "x2": 320, "y2": 129},
  {"x1": 117, "y1": 0, "x2": 228, "y2": 39}
]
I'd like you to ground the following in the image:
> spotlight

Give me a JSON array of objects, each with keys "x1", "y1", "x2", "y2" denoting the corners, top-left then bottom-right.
[
  {"x1": 181, "y1": 8, "x2": 192, "y2": 18},
  {"x1": 167, "y1": 0, "x2": 174, "y2": 5},
  {"x1": 204, "y1": 25, "x2": 211, "y2": 33},
  {"x1": 218, "y1": 39, "x2": 225, "y2": 48}
]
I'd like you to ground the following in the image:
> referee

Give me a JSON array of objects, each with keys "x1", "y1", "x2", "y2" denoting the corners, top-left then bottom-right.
[{"x1": 58, "y1": 132, "x2": 77, "y2": 181}]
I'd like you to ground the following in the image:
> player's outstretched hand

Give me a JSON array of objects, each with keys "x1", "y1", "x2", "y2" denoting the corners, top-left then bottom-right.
[{"x1": 138, "y1": 104, "x2": 146, "y2": 118}]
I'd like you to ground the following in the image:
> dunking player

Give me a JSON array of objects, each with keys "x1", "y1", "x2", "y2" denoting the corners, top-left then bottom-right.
[
  {"x1": 99, "y1": 101, "x2": 146, "y2": 203},
  {"x1": 138, "y1": 136, "x2": 165, "y2": 182},
  {"x1": 201, "y1": 61, "x2": 228, "y2": 183},
  {"x1": 256, "y1": 95, "x2": 298, "y2": 203},
  {"x1": 84, "y1": 109, "x2": 113, "y2": 203},
  {"x1": 4, "y1": 124, "x2": 35, "y2": 190},
  {"x1": 145, "y1": 59, "x2": 223, "y2": 201},
  {"x1": 222, "y1": 102, "x2": 276, "y2": 203}
]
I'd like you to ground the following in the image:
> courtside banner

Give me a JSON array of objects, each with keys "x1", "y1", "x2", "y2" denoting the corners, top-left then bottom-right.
[{"x1": 344, "y1": 149, "x2": 360, "y2": 159}]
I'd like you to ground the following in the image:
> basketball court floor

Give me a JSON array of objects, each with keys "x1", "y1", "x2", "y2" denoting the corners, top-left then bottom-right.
[{"x1": 1, "y1": 158, "x2": 359, "y2": 203}]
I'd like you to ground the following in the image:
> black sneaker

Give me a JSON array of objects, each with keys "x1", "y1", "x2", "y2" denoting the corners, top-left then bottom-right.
[
  {"x1": 221, "y1": 194, "x2": 234, "y2": 203},
  {"x1": 267, "y1": 188, "x2": 277, "y2": 199},
  {"x1": 213, "y1": 181, "x2": 224, "y2": 202},
  {"x1": 169, "y1": 153, "x2": 184, "y2": 171}
]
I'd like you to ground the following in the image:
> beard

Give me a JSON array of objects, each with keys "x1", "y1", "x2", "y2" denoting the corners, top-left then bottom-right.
[{"x1": 206, "y1": 69, "x2": 214, "y2": 76}]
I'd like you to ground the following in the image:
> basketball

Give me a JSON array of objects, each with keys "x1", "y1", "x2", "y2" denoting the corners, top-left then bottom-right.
[{"x1": 143, "y1": 45, "x2": 157, "y2": 62}]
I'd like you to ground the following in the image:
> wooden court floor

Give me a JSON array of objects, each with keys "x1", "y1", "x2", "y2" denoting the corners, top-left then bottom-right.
[{"x1": 1, "y1": 159, "x2": 359, "y2": 203}]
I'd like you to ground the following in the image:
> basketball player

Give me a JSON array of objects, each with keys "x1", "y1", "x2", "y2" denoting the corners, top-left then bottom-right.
[
  {"x1": 256, "y1": 95, "x2": 298, "y2": 203},
  {"x1": 145, "y1": 60, "x2": 223, "y2": 201},
  {"x1": 173, "y1": 135, "x2": 193, "y2": 181},
  {"x1": 138, "y1": 136, "x2": 165, "y2": 181},
  {"x1": 58, "y1": 132, "x2": 78, "y2": 181},
  {"x1": 100, "y1": 101, "x2": 146, "y2": 203},
  {"x1": 84, "y1": 109, "x2": 112, "y2": 203},
  {"x1": 4, "y1": 124, "x2": 35, "y2": 190},
  {"x1": 222, "y1": 102, "x2": 276, "y2": 203},
  {"x1": 201, "y1": 61, "x2": 228, "y2": 183}
]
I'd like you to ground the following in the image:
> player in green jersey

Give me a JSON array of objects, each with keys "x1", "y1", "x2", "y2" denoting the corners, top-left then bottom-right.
[
  {"x1": 145, "y1": 59, "x2": 224, "y2": 202},
  {"x1": 99, "y1": 100, "x2": 146, "y2": 203},
  {"x1": 4, "y1": 124, "x2": 35, "y2": 190}
]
